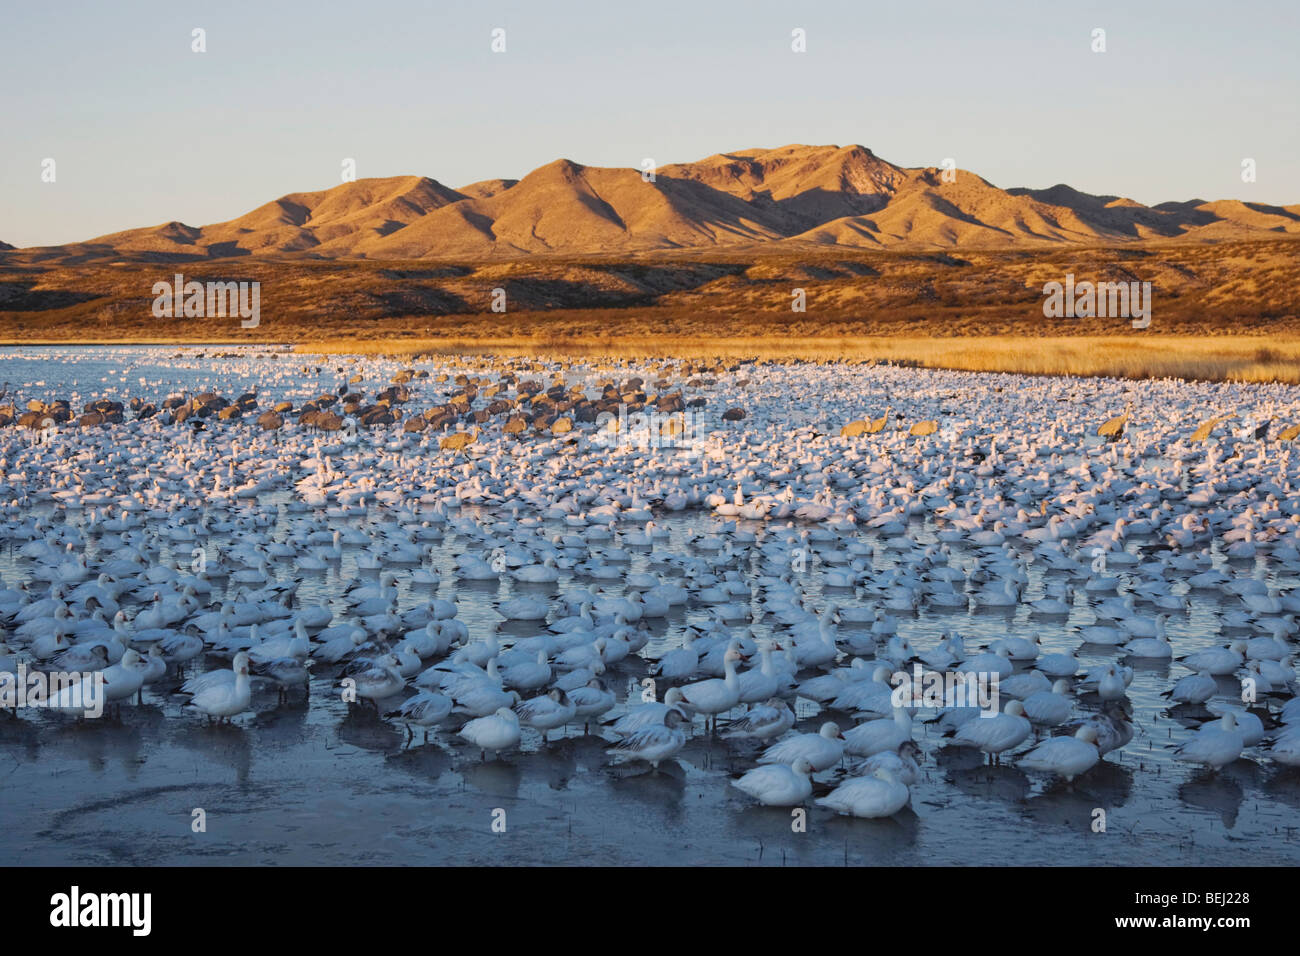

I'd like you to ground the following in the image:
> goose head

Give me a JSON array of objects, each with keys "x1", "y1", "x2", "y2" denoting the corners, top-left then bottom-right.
[{"x1": 818, "y1": 721, "x2": 844, "y2": 740}]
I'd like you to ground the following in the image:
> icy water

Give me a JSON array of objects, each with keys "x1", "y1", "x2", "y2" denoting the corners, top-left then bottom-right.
[{"x1": 1, "y1": 345, "x2": 1298, "y2": 866}]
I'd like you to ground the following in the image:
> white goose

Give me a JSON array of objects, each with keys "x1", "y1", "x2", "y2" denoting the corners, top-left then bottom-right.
[
  {"x1": 816, "y1": 768, "x2": 910, "y2": 818},
  {"x1": 387, "y1": 690, "x2": 453, "y2": 742},
  {"x1": 732, "y1": 757, "x2": 814, "y2": 806},
  {"x1": 606, "y1": 709, "x2": 687, "y2": 769},
  {"x1": 1018, "y1": 726, "x2": 1101, "y2": 781},
  {"x1": 949, "y1": 700, "x2": 1031, "y2": 763},
  {"x1": 723, "y1": 699, "x2": 796, "y2": 740},
  {"x1": 185, "y1": 651, "x2": 252, "y2": 722},
  {"x1": 459, "y1": 706, "x2": 521, "y2": 759},
  {"x1": 678, "y1": 644, "x2": 745, "y2": 731},
  {"x1": 1173, "y1": 711, "x2": 1244, "y2": 771},
  {"x1": 758, "y1": 722, "x2": 845, "y2": 771},
  {"x1": 842, "y1": 708, "x2": 913, "y2": 758}
]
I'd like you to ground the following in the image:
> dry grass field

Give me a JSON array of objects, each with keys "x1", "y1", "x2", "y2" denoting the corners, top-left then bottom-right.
[
  {"x1": 3, "y1": 237, "x2": 1298, "y2": 384},
  {"x1": 299, "y1": 334, "x2": 1300, "y2": 384}
]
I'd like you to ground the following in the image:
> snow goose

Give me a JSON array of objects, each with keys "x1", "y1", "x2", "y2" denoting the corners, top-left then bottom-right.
[
  {"x1": 340, "y1": 654, "x2": 406, "y2": 705},
  {"x1": 1270, "y1": 727, "x2": 1300, "y2": 767},
  {"x1": 1164, "y1": 670, "x2": 1217, "y2": 705},
  {"x1": 758, "y1": 721, "x2": 845, "y2": 771},
  {"x1": 500, "y1": 650, "x2": 552, "y2": 692},
  {"x1": 1076, "y1": 624, "x2": 1125, "y2": 646},
  {"x1": 313, "y1": 627, "x2": 368, "y2": 664},
  {"x1": 991, "y1": 633, "x2": 1041, "y2": 661},
  {"x1": 948, "y1": 700, "x2": 1031, "y2": 763},
  {"x1": 1178, "y1": 642, "x2": 1246, "y2": 676},
  {"x1": 555, "y1": 637, "x2": 607, "y2": 672},
  {"x1": 849, "y1": 741, "x2": 922, "y2": 785},
  {"x1": 816, "y1": 768, "x2": 910, "y2": 819},
  {"x1": 880, "y1": 635, "x2": 915, "y2": 668},
  {"x1": 605, "y1": 709, "x2": 687, "y2": 769},
  {"x1": 1122, "y1": 633, "x2": 1173, "y2": 660},
  {"x1": 515, "y1": 688, "x2": 576, "y2": 742},
  {"x1": 957, "y1": 646, "x2": 1014, "y2": 679},
  {"x1": 1173, "y1": 711, "x2": 1245, "y2": 771},
  {"x1": 649, "y1": 637, "x2": 702, "y2": 682},
  {"x1": 53, "y1": 643, "x2": 111, "y2": 673},
  {"x1": 1018, "y1": 726, "x2": 1101, "y2": 782},
  {"x1": 1037, "y1": 650, "x2": 1081, "y2": 678},
  {"x1": 1202, "y1": 705, "x2": 1264, "y2": 746},
  {"x1": 842, "y1": 708, "x2": 913, "y2": 758},
  {"x1": 736, "y1": 641, "x2": 781, "y2": 703},
  {"x1": 1243, "y1": 634, "x2": 1291, "y2": 662},
  {"x1": 732, "y1": 757, "x2": 814, "y2": 806},
  {"x1": 678, "y1": 645, "x2": 745, "y2": 730},
  {"x1": 999, "y1": 669, "x2": 1051, "y2": 700},
  {"x1": 254, "y1": 657, "x2": 312, "y2": 700},
  {"x1": 917, "y1": 634, "x2": 963, "y2": 670},
  {"x1": 459, "y1": 706, "x2": 521, "y2": 760},
  {"x1": 830, "y1": 666, "x2": 898, "y2": 717},
  {"x1": 568, "y1": 678, "x2": 616, "y2": 730},
  {"x1": 98, "y1": 648, "x2": 149, "y2": 712},
  {"x1": 605, "y1": 687, "x2": 687, "y2": 737},
  {"x1": 797, "y1": 663, "x2": 862, "y2": 703},
  {"x1": 1250, "y1": 658, "x2": 1297, "y2": 695},
  {"x1": 185, "y1": 651, "x2": 252, "y2": 723},
  {"x1": 498, "y1": 596, "x2": 549, "y2": 622},
  {"x1": 723, "y1": 699, "x2": 796, "y2": 740},
  {"x1": 1022, "y1": 680, "x2": 1073, "y2": 726}
]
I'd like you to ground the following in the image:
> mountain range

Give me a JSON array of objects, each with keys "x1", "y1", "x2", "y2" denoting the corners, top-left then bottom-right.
[{"x1": 8, "y1": 144, "x2": 1300, "y2": 262}]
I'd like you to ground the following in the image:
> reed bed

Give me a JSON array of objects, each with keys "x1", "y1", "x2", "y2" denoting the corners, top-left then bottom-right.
[{"x1": 303, "y1": 334, "x2": 1300, "y2": 385}]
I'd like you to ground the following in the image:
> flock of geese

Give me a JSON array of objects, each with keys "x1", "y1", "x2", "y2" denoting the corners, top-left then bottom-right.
[{"x1": 2, "y1": 348, "x2": 1299, "y2": 824}]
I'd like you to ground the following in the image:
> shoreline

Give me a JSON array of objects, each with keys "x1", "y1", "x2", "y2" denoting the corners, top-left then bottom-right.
[{"x1": 3, "y1": 334, "x2": 1298, "y2": 386}]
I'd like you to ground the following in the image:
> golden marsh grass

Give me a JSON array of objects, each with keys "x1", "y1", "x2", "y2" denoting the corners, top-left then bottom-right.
[{"x1": 303, "y1": 334, "x2": 1300, "y2": 385}]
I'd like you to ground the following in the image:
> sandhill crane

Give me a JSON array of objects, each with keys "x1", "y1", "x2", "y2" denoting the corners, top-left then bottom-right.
[
  {"x1": 1189, "y1": 414, "x2": 1232, "y2": 443},
  {"x1": 1097, "y1": 403, "x2": 1132, "y2": 442},
  {"x1": 909, "y1": 419, "x2": 938, "y2": 437},
  {"x1": 865, "y1": 406, "x2": 892, "y2": 434}
]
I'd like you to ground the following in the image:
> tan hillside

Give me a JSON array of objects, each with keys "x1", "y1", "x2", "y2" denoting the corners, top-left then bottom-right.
[
  {"x1": 456, "y1": 178, "x2": 519, "y2": 200},
  {"x1": 659, "y1": 144, "x2": 908, "y2": 226},
  {"x1": 359, "y1": 159, "x2": 783, "y2": 257},
  {"x1": 791, "y1": 170, "x2": 1131, "y2": 247},
  {"x1": 62, "y1": 176, "x2": 466, "y2": 259}
]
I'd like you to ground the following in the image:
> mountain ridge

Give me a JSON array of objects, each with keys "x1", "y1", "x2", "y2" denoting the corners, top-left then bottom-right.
[{"x1": 9, "y1": 145, "x2": 1300, "y2": 262}]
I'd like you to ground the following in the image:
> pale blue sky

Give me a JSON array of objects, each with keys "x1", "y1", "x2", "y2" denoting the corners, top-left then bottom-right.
[{"x1": 3, "y1": 0, "x2": 1297, "y2": 247}]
